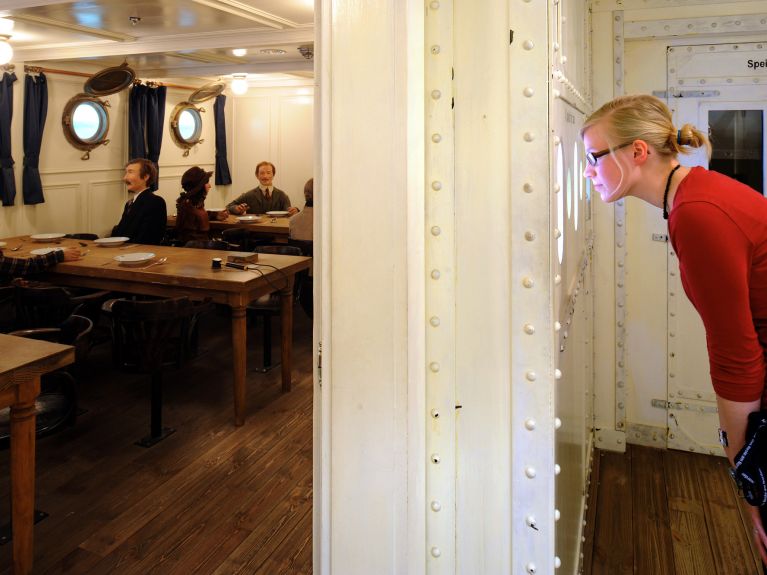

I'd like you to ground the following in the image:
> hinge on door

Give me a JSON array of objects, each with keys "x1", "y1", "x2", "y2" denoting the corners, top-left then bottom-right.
[
  {"x1": 651, "y1": 233, "x2": 668, "y2": 242},
  {"x1": 317, "y1": 341, "x2": 322, "y2": 387}
]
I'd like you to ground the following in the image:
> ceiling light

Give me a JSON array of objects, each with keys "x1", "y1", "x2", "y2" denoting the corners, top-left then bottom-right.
[
  {"x1": 0, "y1": 19, "x2": 14, "y2": 37},
  {"x1": 0, "y1": 37, "x2": 12, "y2": 66},
  {"x1": 260, "y1": 48, "x2": 286, "y2": 55},
  {"x1": 232, "y1": 48, "x2": 247, "y2": 57},
  {"x1": 231, "y1": 74, "x2": 248, "y2": 95}
]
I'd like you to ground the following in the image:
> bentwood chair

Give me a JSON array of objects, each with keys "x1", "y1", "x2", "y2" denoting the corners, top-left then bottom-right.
[
  {"x1": 247, "y1": 245, "x2": 304, "y2": 370},
  {"x1": 0, "y1": 314, "x2": 93, "y2": 445},
  {"x1": 14, "y1": 282, "x2": 110, "y2": 330},
  {"x1": 106, "y1": 296, "x2": 212, "y2": 447}
]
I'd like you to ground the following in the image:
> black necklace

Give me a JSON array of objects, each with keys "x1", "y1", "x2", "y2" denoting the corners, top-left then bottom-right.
[{"x1": 662, "y1": 164, "x2": 681, "y2": 220}]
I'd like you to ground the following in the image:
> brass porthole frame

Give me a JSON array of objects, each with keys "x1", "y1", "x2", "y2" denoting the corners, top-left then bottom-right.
[
  {"x1": 61, "y1": 93, "x2": 111, "y2": 160},
  {"x1": 170, "y1": 102, "x2": 205, "y2": 157}
]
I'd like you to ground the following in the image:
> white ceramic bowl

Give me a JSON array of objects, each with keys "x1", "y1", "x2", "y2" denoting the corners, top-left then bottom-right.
[
  {"x1": 236, "y1": 215, "x2": 262, "y2": 223},
  {"x1": 30, "y1": 247, "x2": 64, "y2": 256},
  {"x1": 94, "y1": 236, "x2": 130, "y2": 247},
  {"x1": 114, "y1": 252, "x2": 155, "y2": 266},
  {"x1": 265, "y1": 211, "x2": 289, "y2": 217}
]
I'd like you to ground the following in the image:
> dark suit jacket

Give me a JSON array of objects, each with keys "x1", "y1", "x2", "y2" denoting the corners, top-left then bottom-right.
[{"x1": 111, "y1": 189, "x2": 167, "y2": 245}]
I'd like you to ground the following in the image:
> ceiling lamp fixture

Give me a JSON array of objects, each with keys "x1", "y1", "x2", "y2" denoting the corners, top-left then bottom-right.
[
  {"x1": 260, "y1": 48, "x2": 286, "y2": 55},
  {"x1": 297, "y1": 44, "x2": 313, "y2": 60},
  {"x1": 0, "y1": 19, "x2": 14, "y2": 66},
  {"x1": 0, "y1": 37, "x2": 12, "y2": 66},
  {"x1": 232, "y1": 48, "x2": 247, "y2": 57},
  {"x1": 231, "y1": 74, "x2": 249, "y2": 95}
]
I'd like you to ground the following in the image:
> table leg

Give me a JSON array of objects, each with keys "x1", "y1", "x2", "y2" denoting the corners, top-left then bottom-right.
[
  {"x1": 280, "y1": 279, "x2": 295, "y2": 393},
  {"x1": 231, "y1": 305, "x2": 247, "y2": 426},
  {"x1": 11, "y1": 378, "x2": 40, "y2": 575}
]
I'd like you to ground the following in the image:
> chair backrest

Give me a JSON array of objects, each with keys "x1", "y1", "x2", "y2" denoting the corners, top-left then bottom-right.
[
  {"x1": 15, "y1": 284, "x2": 78, "y2": 328},
  {"x1": 253, "y1": 245, "x2": 303, "y2": 257},
  {"x1": 288, "y1": 239, "x2": 313, "y2": 257},
  {"x1": 9, "y1": 314, "x2": 93, "y2": 362},
  {"x1": 184, "y1": 239, "x2": 230, "y2": 250},
  {"x1": 109, "y1": 297, "x2": 210, "y2": 372}
]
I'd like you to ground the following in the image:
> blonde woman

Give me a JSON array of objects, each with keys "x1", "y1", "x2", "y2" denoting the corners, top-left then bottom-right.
[{"x1": 582, "y1": 94, "x2": 767, "y2": 566}]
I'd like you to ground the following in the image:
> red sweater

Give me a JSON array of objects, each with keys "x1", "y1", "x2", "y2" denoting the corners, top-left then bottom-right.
[{"x1": 669, "y1": 167, "x2": 767, "y2": 404}]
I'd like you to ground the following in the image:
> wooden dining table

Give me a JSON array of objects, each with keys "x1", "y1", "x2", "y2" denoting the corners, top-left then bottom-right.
[
  {"x1": 5, "y1": 236, "x2": 311, "y2": 426},
  {"x1": 0, "y1": 334, "x2": 74, "y2": 575},
  {"x1": 167, "y1": 213, "x2": 291, "y2": 236}
]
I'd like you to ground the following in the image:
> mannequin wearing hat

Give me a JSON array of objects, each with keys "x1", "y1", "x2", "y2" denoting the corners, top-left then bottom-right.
[{"x1": 176, "y1": 166, "x2": 227, "y2": 244}]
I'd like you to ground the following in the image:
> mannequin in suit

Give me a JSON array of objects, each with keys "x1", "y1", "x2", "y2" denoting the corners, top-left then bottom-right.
[
  {"x1": 226, "y1": 161, "x2": 299, "y2": 216},
  {"x1": 112, "y1": 158, "x2": 167, "y2": 245}
]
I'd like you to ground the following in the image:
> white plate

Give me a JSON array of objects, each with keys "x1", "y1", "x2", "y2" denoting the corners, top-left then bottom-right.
[
  {"x1": 114, "y1": 252, "x2": 155, "y2": 266},
  {"x1": 265, "y1": 211, "x2": 289, "y2": 217},
  {"x1": 237, "y1": 215, "x2": 262, "y2": 223},
  {"x1": 206, "y1": 207, "x2": 225, "y2": 212},
  {"x1": 30, "y1": 233, "x2": 66, "y2": 242},
  {"x1": 94, "y1": 236, "x2": 129, "y2": 247},
  {"x1": 30, "y1": 247, "x2": 64, "y2": 256}
]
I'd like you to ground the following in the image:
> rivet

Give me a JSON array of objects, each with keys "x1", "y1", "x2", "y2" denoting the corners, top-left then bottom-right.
[
  {"x1": 555, "y1": 508, "x2": 561, "y2": 521},
  {"x1": 553, "y1": 41, "x2": 560, "y2": 51},
  {"x1": 526, "y1": 563, "x2": 536, "y2": 574},
  {"x1": 526, "y1": 371, "x2": 537, "y2": 382},
  {"x1": 523, "y1": 87, "x2": 535, "y2": 97},
  {"x1": 555, "y1": 369, "x2": 562, "y2": 379},
  {"x1": 431, "y1": 546, "x2": 441, "y2": 558},
  {"x1": 524, "y1": 231, "x2": 536, "y2": 241},
  {"x1": 522, "y1": 277, "x2": 534, "y2": 288},
  {"x1": 430, "y1": 408, "x2": 440, "y2": 418},
  {"x1": 523, "y1": 182, "x2": 534, "y2": 193},
  {"x1": 431, "y1": 226, "x2": 441, "y2": 236},
  {"x1": 431, "y1": 269, "x2": 441, "y2": 280},
  {"x1": 618, "y1": 402, "x2": 624, "y2": 409},
  {"x1": 430, "y1": 316, "x2": 440, "y2": 327},
  {"x1": 523, "y1": 40, "x2": 534, "y2": 50},
  {"x1": 432, "y1": 133, "x2": 442, "y2": 143},
  {"x1": 526, "y1": 515, "x2": 537, "y2": 528},
  {"x1": 525, "y1": 466, "x2": 536, "y2": 478},
  {"x1": 429, "y1": 362, "x2": 440, "y2": 373},
  {"x1": 553, "y1": 135, "x2": 561, "y2": 146},
  {"x1": 555, "y1": 464, "x2": 561, "y2": 475},
  {"x1": 554, "y1": 417, "x2": 562, "y2": 430},
  {"x1": 554, "y1": 229, "x2": 562, "y2": 239},
  {"x1": 431, "y1": 453, "x2": 441, "y2": 464},
  {"x1": 552, "y1": 89, "x2": 561, "y2": 99},
  {"x1": 617, "y1": 261, "x2": 624, "y2": 267},
  {"x1": 431, "y1": 500, "x2": 442, "y2": 512},
  {"x1": 431, "y1": 45, "x2": 441, "y2": 55},
  {"x1": 617, "y1": 241, "x2": 624, "y2": 248},
  {"x1": 554, "y1": 321, "x2": 561, "y2": 331},
  {"x1": 524, "y1": 323, "x2": 535, "y2": 335},
  {"x1": 554, "y1": 274, "x2": 562, "y2": 285},
  {"x1": 617, "y1": 380, "x2": 624, "y2": 388},
  {"x1": 431, "y1": 89, "x2": 442, "y2": 100},
  {"x1": 525, "y1": 418, "x2": 536, "y2": 430},
  {"x1": 523, "y1": 132, "x2": 535, "y2": 142},
  {"x1": 431, "y1": 181, "x2": 442, "y2": 191},
  {"x1": 561, "y1": 55, "x2": 567, "y2": 64},
  {"x1": 553, "y1": 183, "x2": 561, "y2": 193}
]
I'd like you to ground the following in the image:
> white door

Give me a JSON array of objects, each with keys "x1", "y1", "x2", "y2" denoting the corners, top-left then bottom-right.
[{"x1": 666, "y1": 42, "x2": 767, "y2": 454}]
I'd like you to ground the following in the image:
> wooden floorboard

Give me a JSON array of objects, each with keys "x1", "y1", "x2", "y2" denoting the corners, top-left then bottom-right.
[
  {"x1": 0, "y1": 307, "x2": 313, "y2": 574},
  {"x1": 587, "y1": 444, "x2": 763, "y2": 575}
]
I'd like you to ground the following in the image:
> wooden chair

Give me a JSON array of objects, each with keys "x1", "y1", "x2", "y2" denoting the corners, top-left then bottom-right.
[
  {"x1": 184, "y1": 239, "x2": 231, "y2": 250},
  {"x1": 64, "y1": 233, "x2": 99, "y2": 241},
  {"x1": 248, "y1": 245, "x2": 304, "y2": 371},
  {"x1": 1, "y1": 315, "x2": 93, "y2": 444},
  {"x1": 14, "y1": 282, "x2": 110, "y2": 330},
  {"x1": 106, "y1": 297, "x2": 212, "y2": 447}
]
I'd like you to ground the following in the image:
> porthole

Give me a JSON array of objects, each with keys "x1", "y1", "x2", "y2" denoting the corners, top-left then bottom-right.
[
  {"x1": 62, "y1": 94, "x2": 111, "y2": 160},
  {"x1": 170, "y1": 102, "x2": 204, "y2": 156}
]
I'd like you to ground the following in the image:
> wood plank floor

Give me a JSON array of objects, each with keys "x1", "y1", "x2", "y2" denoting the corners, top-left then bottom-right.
[
  {"x1": 585, "y1": 444, "x2": 763, "y2": 575},
  {"x1": 0, "y1": 307, "x2": 313, "y2": 574}
]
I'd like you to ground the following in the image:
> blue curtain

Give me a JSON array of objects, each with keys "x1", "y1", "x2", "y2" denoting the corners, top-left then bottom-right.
[
  {"x1": 22, "y1": 73, "x2": 48, "y2": 205},
  {"x1": 128, "y1": 83, "x2": 147, "y2": 160},
  {"x1": 145, "y1": 86, "x2": 166, "y2": 192},
  {"x1": 214, "y1": 95, "x2": 232, "y2": 185},
  {"x1": 0, "y1": 72, "x2": 17, "y2": 207}
]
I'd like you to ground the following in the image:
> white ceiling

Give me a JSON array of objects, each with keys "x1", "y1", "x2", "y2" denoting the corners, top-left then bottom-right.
[{"x1": 1, "y1": 0, "x2": 314, "y2": 82}]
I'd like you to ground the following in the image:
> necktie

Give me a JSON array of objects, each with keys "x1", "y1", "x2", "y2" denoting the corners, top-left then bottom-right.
[{"x1": 265, "y1": 189, "x2": 271, "y2": 201}]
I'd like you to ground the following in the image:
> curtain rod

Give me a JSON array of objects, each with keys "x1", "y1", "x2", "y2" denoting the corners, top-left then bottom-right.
[{"x1": 23, "y1": 65, "x2": 202, "y2": 91}]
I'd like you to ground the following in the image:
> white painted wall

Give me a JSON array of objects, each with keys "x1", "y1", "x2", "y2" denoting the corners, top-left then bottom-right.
[{"x1": 230, "y1": 84, "x2": 314, "y2": 211}]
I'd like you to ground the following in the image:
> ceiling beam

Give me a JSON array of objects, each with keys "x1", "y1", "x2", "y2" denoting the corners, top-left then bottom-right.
[
  {"x1": 138, "y1": 59, "x2": 313, "y2": 79},
  {"x1": 12, "y1": 26, "x2": 314, "y2": 62},
  {"x1": 0, "y1": 0, "x2": 72, "y2": 10}
]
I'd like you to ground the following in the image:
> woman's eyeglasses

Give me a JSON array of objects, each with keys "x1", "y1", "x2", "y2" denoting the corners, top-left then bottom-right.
[{"x1": 586, "y1": 142, "x2": 632, "y2": 166}]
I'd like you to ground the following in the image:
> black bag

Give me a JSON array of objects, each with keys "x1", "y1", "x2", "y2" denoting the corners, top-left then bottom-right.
[{"x1": 732, "y1": 411, "x2": 767, "y2": 507}]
